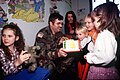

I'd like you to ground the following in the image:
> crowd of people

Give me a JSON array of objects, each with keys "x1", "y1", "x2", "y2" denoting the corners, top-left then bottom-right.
[{"x1": 0, "y1": 2, "x2": 120, "y2": 80}]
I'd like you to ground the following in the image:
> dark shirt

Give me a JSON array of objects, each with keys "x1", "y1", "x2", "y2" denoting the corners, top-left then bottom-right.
[{"x1": 34, "y1": 26, "x2": 74, "y2": 75}]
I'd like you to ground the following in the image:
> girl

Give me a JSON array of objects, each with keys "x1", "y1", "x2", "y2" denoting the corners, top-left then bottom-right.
[
  {"x1": 0, "y1": 23, "x2": 50, "y2": 80},
  {"x1": 78, "y1": 13, "x2": 98, "y2": 80},
  {"x1": 76, "y1": 25, "x2": 94, "y2": 80},
  {"x1": 85, "y1": 2, "x2": 120, "y2": 79},
  {"x1": 84, "y1": 13, "x2": 98, "y2": 44},
  {"x1": 76, "y1": 25, "x2": 92, "y2": 51}
]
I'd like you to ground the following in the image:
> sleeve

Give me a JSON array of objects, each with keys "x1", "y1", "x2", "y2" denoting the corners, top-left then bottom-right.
[
  {"x1": 34, "y1": 32, "x2": 59, "y2": 60},
  {"x1": 0, "y1": 50, "x2": 18, "y2": 76},
  {"x1": 86, "y1": 32, "x2": 117, "y2": 66}
]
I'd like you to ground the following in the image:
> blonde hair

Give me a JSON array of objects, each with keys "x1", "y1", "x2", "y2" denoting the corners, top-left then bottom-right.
[{"x1": 76, "y1": 24, "x2": 88, "y2": 35}]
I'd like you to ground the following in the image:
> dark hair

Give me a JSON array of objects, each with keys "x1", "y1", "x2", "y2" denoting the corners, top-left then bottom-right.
[
  {"x1": 91, "y1": 2, "x2": 120, "y2": 36},
  {"x1": 1, "y1": 23, "x2": 25, "y2": 60},
  {"x1": 48, "y1": 13, "x2": 63, "y2": 24},
  {"x1": 65, "y1": 11, "x2": 77, "y2": 24}
]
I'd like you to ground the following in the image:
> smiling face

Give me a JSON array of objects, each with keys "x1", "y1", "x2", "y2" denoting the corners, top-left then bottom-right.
[
  {"x1": 84, "y1": 17, "x2": 95, "y2": 31},
  {"x1": 50, "y1": 19, "x2": 63, "y2": 34},
  {"x1": 2, "y1": 28, "x2": 19, "y2": 49}
]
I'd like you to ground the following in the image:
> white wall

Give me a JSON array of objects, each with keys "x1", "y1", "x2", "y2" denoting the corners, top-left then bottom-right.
[
  {"x1": 71, "y1": 0, "x2": 90, "y2": 23},
  {"x1": 92, "y1": 0, "x2": 106, "y2": 10},
  {"x1": 7, "y1": 0, "x2": 71, "y2": 46}
]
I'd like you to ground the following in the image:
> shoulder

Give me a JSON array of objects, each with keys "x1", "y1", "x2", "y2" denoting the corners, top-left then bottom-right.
[
  {"x1": 37, "y1": 26, "x2": 48, "y2": 33},
  {"x1": 0, "y1": 47, "x2": 3, "y2": 52},
  {"x1": 98, "y1": 30, "x2": 115, "y2": 40},
  {"x1": 96, "y1": 30, "x2": 116, "y2": 45},
  {"x1": 100, "y1": 30, "x2": 114, "y2": 36},
  {"x1": 81, "y1": 36, "x2": 91, "y2": 48},
  {"x1": 82, "y1": 36, "x2": 91, "y2": 43},
  {"x1": 0, "y1": 48, "x2": 5, "y2": 57},
  {"x1": 36, "y1": 26, "x2": 50, "y2": 38}
]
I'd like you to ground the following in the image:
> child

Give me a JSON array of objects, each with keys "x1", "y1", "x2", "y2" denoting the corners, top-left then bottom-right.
[
  {"x1": 75, "y1": 24, "x2": 94, "y2": 80},
  {"x1": 85, "y1": 2, "x2": 120, "y2": 79},
  {"x1": 84, "y1": 13, "x2": 98, "y2": 44},
  {"x1": 79, "y1": 13, "x2": 98, "y2": 80},
  {"x1": 0, "y1": 23, "x2": 50, "y2": 80},
  {"x1": 76, "y1": 25, "x2": 93, "y2": 51}
]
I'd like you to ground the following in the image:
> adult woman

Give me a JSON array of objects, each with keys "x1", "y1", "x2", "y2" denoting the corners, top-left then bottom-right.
[{"x1": 64, "y1": 11, "x2": 79, "y2": 38}]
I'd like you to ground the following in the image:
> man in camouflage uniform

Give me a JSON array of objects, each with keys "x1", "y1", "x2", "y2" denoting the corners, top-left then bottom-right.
[{"x1": 34, "y1": 13, "x2": 75, "y2": 80}]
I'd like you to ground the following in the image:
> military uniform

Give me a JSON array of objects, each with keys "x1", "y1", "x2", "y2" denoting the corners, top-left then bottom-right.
[{"x1": 34, "y1": 26, "x2": 75, "y2": 79}]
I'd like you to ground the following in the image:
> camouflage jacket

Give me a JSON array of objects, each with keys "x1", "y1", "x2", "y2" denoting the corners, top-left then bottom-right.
[{"x1": 34, "y1": 26, "x2": 74, "y2": 74}]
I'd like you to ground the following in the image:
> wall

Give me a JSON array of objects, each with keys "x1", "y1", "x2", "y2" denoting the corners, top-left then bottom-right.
[
  {"x1": 0, "y1": 0, "x2": 90, "y2": 46},
  {"x1": 92, "y1": 0, "x2": 106, "y2": 10},
  {"x1": 71, "y1": 0, "x2": 90, "y2": 23},
  {"x1": 7, "y1": 0, "x2": 71, "y2": 46}
]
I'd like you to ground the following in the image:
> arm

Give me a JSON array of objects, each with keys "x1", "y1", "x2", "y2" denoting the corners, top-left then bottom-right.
[
  {"x1": 35, "y1": 32, "x2": 67, "y2": 60},
  {"x1": 85, "y1": 30, "x2": 117, "y2": 66},
  {"x1": 0, "y1": 50, "x2": 31, "y2": 76},
  {"x1": 0, "y1": 49, "x2": 18, "y2": 75}
]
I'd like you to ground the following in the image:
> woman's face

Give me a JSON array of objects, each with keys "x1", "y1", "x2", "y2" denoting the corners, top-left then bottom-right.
[
  {"x1": 67, "y1": 14, "x2": 73, "y2": 23},
  {"x1": 2, "y1": 28, "x2": 19, "y2": 48},
  {"x1": 93, "y1": 16, "x2": 101, "y2": 30},
  {"x1": 84, "y1": 17, "x2": 95, "y2": 31}
]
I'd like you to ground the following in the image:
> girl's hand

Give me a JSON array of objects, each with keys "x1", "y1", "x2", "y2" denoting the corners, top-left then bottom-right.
[
  {"x1": 20, "y1": 50, "x2": 31, "y2": 62},
  {"x1": 15, "y1": 50, "x2": 31, "y2": 67}
]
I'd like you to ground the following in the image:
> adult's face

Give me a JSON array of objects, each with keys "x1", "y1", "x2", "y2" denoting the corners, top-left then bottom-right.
[
  {"x1": 50, "y1": 19, "x2": 63, "y2": 34},
  {"x1": 67, "y1": 14, "x2": 73, "y2": 23},
  {"x1": 84, "y1": 17, "x2": 95, "y2": 31}
]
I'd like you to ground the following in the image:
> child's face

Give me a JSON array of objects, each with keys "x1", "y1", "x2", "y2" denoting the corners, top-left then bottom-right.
[
  {"x1": 2, "y1": 28, "x2": 19, "y2": 48},
  {"x1": 84, "y1": 17, "x2": 95, "y2": 31},
  {"x1": 76, "y1": 30, "x2": 87, "y2": 41}
]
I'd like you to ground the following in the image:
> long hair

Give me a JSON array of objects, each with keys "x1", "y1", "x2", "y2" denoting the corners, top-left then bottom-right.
[
  {"x1": 91, "y1": 2, "x2": 120, "y2": 36},
  {"x1": 0, "y1": 23, "x2": 25, "y2": 60},
  {"x1": 65, "y1": 11, "x2": 77, "y2": 25}
]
